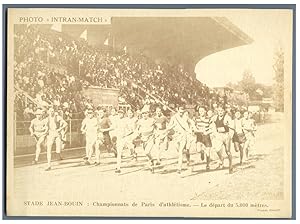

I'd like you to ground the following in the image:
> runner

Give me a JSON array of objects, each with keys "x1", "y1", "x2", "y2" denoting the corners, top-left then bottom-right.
[
  {"x1": 95, "y1": 107, "x2": 113, "y2": 165},
  {"x1": 207, "y1": 108, "x2": 217, "y2": 168},
  {"x1": 81, "y1": 109, "x2": 98, "y2": 165},
  {"x1": 232, "y1": 110, "x2": 247, "y2": 165},
  {"x1": 45, "y1": 107, "x2": 68, "y2": 171},
  {"x1": 124, "y1": 109, "x2": 138, "y2": 160},
  {"x1": 153, "y1": 107, "x2": 169, "y2": 165},
  {"x1": 242, "y1": 111, "x2": 257, "y2": 160},
  {"x1": 109, "y1": 107, "x2": 120, "y2": 157},
  {"x1": 167, "y1": 106, "x2": 191, "y2": 174},
  {"x1": 29, "y1": 108, "x2": 48, "y2": 164},
  {"x1": 56, "y1": 108, "x2": 68, "y2": 152},
  {"x1": 136, "y1": 107, "x2": 157, "y2": 173},
  {"x1": 211, "y1": 106, "x2": 233, "y2": 174},
  {"x1": 194, "y1": 105, "x2": 213, "y2": 170},
  {"x1": 115, "y1": 109, "x2": 128, "y2": 173},
  {"x1": 207, "y1": 109, "x2": 214, "y2": 120},
  {"x1": 225, "y1": 104, "x2": 234, "y2": 119},
  {"x1": 80, "y1": 110, "x2": 89, "y2": 160},
  {"x1": 182, "y1": 110, "x2": 196, "y2": 166}
]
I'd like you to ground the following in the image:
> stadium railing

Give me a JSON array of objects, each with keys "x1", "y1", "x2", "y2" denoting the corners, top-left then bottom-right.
[
  {"x1": 14, "y1": 119, "x2": 85, "y2": 156},
  {"x1": 123, "y1": 77, "x2": 175, "y2": 112}
]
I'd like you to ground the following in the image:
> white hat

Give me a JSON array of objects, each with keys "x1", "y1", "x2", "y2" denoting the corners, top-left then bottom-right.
[
  {"x1": 86, "y1": 109, "x2": 94, "y2": 114},
  {"x1": 141, "y1": 107, "x2": 150, "y2": 114},
  {"x1": 34, "y1": 108, "x2": 44, "y2": 115}
]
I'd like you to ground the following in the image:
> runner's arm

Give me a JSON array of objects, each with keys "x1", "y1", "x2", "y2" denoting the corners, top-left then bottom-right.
[
  {"x1": 57, "y1": 116, "x2": 68, "y2": 133},
  {"x1": 99, "y1": 127, "x2": 113, "y2": 132},
  {"x1": 242, "y1": 122, "x2": 253, "y2": 132},
  {"x1": 224, "y1": 114, "x2": 232, "y2": 127},
  {"x1": 227, "y1": 118, "x2": 236, "y2": 131},
  {"x1": 40, "y1": 119, "x2": 49, "y2": 136},
  {"x1": 80, "y1": 118, "x2": 86, "y2": 134},
  {"x1": 209, "y1": 120, "x2": 217, "y2": 135},
  {"x1": 189, "y1": 119, "x2": 197, "y2": 133},
  {"x1": 252, "y1": 119, "x2": 258, "y2": 131},
  {"x1": 135, "y1": 121, "x2": 142, "y2": 135},
  {"x1": 166, "y1": 116, "x2": 175, "y2": 130},
  {"x1": 29, "y1": 120, "x2": 34, "y2": 136}
]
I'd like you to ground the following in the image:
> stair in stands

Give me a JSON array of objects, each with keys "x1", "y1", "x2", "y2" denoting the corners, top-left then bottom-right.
[{"x1": 123, "y1": 77, "x2": 175, "y2": 112}]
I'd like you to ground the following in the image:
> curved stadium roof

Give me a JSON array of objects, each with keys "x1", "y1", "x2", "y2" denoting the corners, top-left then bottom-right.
[
  {"x1": 32, "y1": 17, "x2": 253, "y2": 74},
  {"x1": 111, "y1": 17, "x2": 253, "y2": 72}
]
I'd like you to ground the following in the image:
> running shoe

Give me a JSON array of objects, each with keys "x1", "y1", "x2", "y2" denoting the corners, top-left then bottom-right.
[{"x1": 45, "y1": 166, "x2": 51, "y2": 171}]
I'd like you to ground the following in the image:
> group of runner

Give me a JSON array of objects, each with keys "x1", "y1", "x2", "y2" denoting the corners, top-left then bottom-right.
[
  {"x1": 29, "y1": 104, "x2": 257, "y2": 174},
  {"x1": 29, "y1": 107, "x2": 68, "y2": 171}
]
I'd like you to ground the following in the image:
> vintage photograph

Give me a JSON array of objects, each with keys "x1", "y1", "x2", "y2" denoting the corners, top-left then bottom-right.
[{"x1": 6, "y1": 7, "x2": 294, "y2": 218}]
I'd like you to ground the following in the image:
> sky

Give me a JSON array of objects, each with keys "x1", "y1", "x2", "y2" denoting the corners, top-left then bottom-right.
[{"x1": 195, "y1": 9, "x2": 293, "y2": 87}]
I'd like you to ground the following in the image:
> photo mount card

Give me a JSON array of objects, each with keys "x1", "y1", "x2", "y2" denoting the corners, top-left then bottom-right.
[{"x1": 4, "y1": 6, "x2": 295, "y2": 219}]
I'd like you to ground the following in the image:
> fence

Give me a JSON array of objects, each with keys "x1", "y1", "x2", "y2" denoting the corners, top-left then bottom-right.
[{"x1": 15, "y1": 119, "x2": 85, "y2": 156}]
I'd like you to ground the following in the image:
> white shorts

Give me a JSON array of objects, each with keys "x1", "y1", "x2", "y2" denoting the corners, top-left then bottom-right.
[
  {"x1": 86, "y1": 134, "x2": 97, "y2": 145},
  {"x1": 47, "y1": 132, "x2": 62, "y2": 153},
  {"x1": 212, "y1": 132, "x2": 230, "y2": 152}
]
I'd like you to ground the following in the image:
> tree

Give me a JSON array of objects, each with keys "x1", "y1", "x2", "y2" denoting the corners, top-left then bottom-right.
[
  {"x1": 226, "y1": 69, "x2": 274, "y2": 106},
  {"x1": 273, "y1": 46, "x2": 284, "y2": 111},
  {"x1": 238, "y1": 69, "x2": 257, "y2": 100},
  {"x1": 226, "y1": 81, "x2": 238, "y2": 90},
  {"x1": 255, "y1": 83, "x2": 273, "y2": 98}
]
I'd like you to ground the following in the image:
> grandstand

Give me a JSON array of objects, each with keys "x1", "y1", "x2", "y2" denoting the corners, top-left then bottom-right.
[
  {"x1": 14, "y1": 17, "x2": 252, "y2": 121},
  {"x1": 13, "y1": 17, "x2": 253, "y2": 158}
]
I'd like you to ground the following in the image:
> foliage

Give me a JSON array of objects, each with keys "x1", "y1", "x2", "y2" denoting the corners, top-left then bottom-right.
[{"x1": 273, "y1": 46, "x2": 284, "y2": 112}]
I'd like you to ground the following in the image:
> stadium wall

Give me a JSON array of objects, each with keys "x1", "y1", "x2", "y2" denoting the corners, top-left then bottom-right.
[{"x1": 81, "y1": 86, "x2": 119, "y2": 107}]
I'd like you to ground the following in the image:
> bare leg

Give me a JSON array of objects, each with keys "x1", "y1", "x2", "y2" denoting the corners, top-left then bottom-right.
[
  {"x1": 244, "y1": 139, "x2": 250, "y2": 161},
  {"x1": 111, "y1": 136, "x2": 118, "y2": 157},
  {"x1": 116, "y1": 147, "x2": 122, "y2": 172},
  {"x1": 34, "y1": 135, "x2": 45, "y2": 162},
  {"x1": 46, "y1": 135, "x2": 54, "y2": 170},
  {"x1": 94, "y1": 141, "x2": 101, "y2": 164},
  {"x1": 154, "y1": 139, "x2": 161, "y2": 164},
  {"x1": 224, "y1": 136, "x2": 233, "y2": 174},
  {"x1": 83, "y1": 136, "x2": 89, "y2": 159},
  {"x1": 234, "y1": 142, "x2": 243, "y2": 164},
  {"x1": 144, "y1": 138, "x2": 156, "y2": 173},
  {"x1": 196, "y1": 141, "x2": 204, "y2": 161},
  {"x1": 116, "y1": 137, "x2": 125, "y2": 172},
  {"x1": 144, "y1": 138, "x2": 155, "y2": 161},
  {"x1": 234, "y1": 142, "x2": 239, "y2": 152},
  {"x1": 216, "y1": 150, "x2": 224, "y2": 168},
  {"x1": 177, "y1": 139, "x2": 186, "y2": 173},
  {"x1": 239, "y1": 143, "x2": 244, "y2": 164},
  {"x1": 55, "y1": 137, "x2": 62, "y2": 160},
  {"x1": 206, "y1": 147, "x2": 211, "y2": 170},
  {"x1": 186, "y1": 148, "x2": 191, "y2": 165}
]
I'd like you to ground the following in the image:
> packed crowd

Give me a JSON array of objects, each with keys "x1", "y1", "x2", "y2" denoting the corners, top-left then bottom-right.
[
  {"x1": 14, "y1": 25, "x2": 89, "y2": 120},
  {"x1": 14, "y1": 25, "x2": 219, "y2": 121}
]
